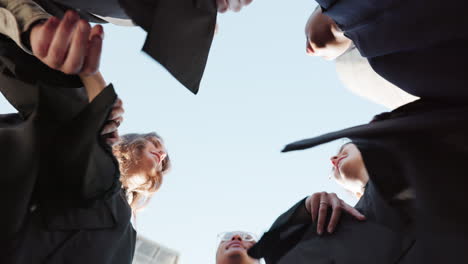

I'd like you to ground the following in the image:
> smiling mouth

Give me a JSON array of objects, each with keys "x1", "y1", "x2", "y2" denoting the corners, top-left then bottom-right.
[{"x1": 226, "y1": 242, "x2": 244, "y2": 250}]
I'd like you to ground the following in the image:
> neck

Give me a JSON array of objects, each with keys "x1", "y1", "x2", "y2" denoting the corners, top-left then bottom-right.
[{"x1": 354, "y1": 168, "x2": 370, "y2": 198}]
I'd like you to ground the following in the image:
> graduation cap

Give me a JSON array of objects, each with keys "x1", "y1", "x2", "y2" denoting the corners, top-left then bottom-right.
[
  {"x1": 52, "y1": 0, "x2": 218, "y2": 94},
  {"x1": 118, "y1": 0, "x2": 217, "y2": 94}
]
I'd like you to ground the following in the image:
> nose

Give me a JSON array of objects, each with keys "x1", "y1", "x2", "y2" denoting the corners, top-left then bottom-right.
[
  {"x1": 158, "y1": 151, "x2": 167, "y2": 163},
  {"x1": 330, "y1": 155, "x2": 339, "y2": 166},
  {"x1": 231, "y1": 235, "x2": 243, "y2": 241}
]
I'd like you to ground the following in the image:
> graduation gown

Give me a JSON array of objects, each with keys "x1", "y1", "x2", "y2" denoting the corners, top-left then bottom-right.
[
  {"x1": 0, "y1": 36, "x2": 136, "y2": 264},
  {"x1": 248, "y1": 181, "x2": 415, "y2": 264},
  {"x1": 283, "y1": 99, "x2": 468, "y2": 263},
  {"x1": 317, "y1": 0, "x2": 468, "y2": 100}
]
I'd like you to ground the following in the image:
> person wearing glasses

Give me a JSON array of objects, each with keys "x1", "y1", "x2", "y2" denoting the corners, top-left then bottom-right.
[
  {"x1": 216, "y1": 231, "x2": 259, "y2": 264},
  {"x1": 216, "y1": 192, "x2": 365, "y2": 264}
]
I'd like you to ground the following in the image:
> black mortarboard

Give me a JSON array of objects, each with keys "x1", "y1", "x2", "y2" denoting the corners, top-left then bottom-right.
[{"x1": 119, "y1": 0, "x2": 217, "y2": 94}]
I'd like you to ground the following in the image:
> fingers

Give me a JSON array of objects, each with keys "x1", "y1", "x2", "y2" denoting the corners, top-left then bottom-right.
[
  {"x1": 102, "y1": 97, "x2": 124, "y2": 136},
  {"x1": 327, "y1": 193, "x2": 342, "y2": 234},
  {"x1": 218, "y1": 0, "x2": 252, "y2": 13},
  {"x1": 228, "y1": 0, "x2": 242, "y2": 12},
  {"x1": 109, "y1": 98, "x2": 124, "y2": 120},
  {"x1": 307, "y1": 191, "x2": 366, "y2": 236},
  {"x1": 316, "y1": 192, "x2": 329, "y2": 235},
  {"x1": 342, "y1": 201, "x2": 366, "y2": 221},
  {"x1": 105, "y1": 131, "x2": 120, "y2": 146},
  {"x1": 309, "y1": 192, "x2": 321, "y2": 224},
  {"x1": 30, "y1": 11, "x2": 103, "y2": 76},
  {"x1": 101, "y1": 120, "x2": 119, "y2": 135},
  {"x1": 109, "y1": 105, "x2": 124, "y2": 120},
  {"x1": 81, "y1": 25, "x2": 103, "y2": 76},
  {"x1": 47, "y1": 11, "x2": 79, "y2": 69},
  {"x1": 61, "y1": 20, "x2": 90, "y2": 74},
  {"x1": 31, "y1": 17, "x2": 59, "y2": 58},
  {"x1": 113, "y1": 97, "x2": 123, "y2": 108},
  {"x1": 241, "y1": 0, "x2": 253, "y2": 7},
  {"x1": 217, "y1": 0, "x2": 228, "y2": 13}
]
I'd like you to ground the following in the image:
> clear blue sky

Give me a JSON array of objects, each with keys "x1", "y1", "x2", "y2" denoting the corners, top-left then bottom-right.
[{"x1": 0, "y1": 0, "x2": 387, "y2": 263}]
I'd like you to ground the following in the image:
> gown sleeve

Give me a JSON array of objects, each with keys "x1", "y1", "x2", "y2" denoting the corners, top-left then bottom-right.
[
  {"x1": 36, "y1": 83, "x2": 121, "y2": 208},
  {"x1": 0, "y1": 0, "x2": 51, "y2": 53}
]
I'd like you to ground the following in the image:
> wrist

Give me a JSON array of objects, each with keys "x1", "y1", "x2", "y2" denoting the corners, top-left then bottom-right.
[
  {"x1": 80, "y1": 72, "x2": 107, "y2": 102},
  {"x1": 25, "y1": 19, "x2": 47, "y2": 51}
]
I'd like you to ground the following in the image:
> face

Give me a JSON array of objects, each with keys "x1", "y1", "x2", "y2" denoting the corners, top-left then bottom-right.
[
  {"x1": 304, "y1": 7, "x2": 352, "y2": 60},
  {"x1": 216, "y1": 232, "x2": 258, "y2": 264},
  {"x1": 138, "y1": 140, "x2": 167, "y2": 177},
  {"x1": 330, "y1": 143, "x2": 368, "y2": 196}
]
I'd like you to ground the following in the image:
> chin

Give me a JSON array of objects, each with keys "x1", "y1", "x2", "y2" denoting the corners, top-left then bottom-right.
[
  {"x1": 322, "y1": 55, "x2": 335, "y2": 61},
  {"x1": 226, "y1": 247, "x2": 246, "y2": 256}
]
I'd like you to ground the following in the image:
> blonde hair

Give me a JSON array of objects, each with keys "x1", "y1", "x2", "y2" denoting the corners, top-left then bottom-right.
[{"x1": 112, "y1": 132, "x2": 171, "y2": 213}]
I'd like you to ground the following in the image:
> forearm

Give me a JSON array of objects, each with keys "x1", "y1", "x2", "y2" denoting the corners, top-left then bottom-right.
[
  {"x1": 0, "y1": 0, "x2": 51, "y2": 53},
  {"x1": 79, "y1": 72, "x2": 108, "y2": 102}
]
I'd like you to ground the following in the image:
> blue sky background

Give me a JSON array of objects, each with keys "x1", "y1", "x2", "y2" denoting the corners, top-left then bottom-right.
[{"x1": 0, "y1": 0, "x2": 388, "y2": 262}]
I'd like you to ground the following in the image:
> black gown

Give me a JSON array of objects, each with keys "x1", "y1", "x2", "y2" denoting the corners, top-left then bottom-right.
[
  {"x1": 316, "y1": 0, "x2": 468, "y2": 101},
  {"x1": 0, "y1": 35, "x2": 136, "y2": 264},
  {"x1": 249, "y1": 143, "x2": 415, "y2": 264},
  {"x1": 282, "y1": 99, "x2": 468, "y2": 263}
]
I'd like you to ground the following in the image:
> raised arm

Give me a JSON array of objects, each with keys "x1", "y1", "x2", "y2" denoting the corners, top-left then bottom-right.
[{"x1": 0, "y1": 1, "x2": 104, "y2": 76}]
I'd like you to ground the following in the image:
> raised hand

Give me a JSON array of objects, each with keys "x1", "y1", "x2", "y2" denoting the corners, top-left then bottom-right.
[
  {"x1": 101, "y1": 98, "x2": 124, "y2": 146},
  {"x1": 29, "y1": 11, "x2": 103, "y2": 76},
  {"x1": 305, "y1": 7, "x2": 352, "y2": 60},
  {"x1": 305, "y1": 192, "x2": 366, "y2": 235}
]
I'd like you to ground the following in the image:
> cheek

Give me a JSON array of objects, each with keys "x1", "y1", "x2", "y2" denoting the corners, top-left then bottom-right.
[
  {"x1": 339, "y1": 158, "x2": 357, "y2": 177},
  {"x1": 140, "y1": 154, "x2": 156, "y2": 172},
  {"x1": 339, "y1": 156, "x2": 363, "y2": 180},
  {"x1": 216, "y1": 245, "x2": 226, "y2": 257},
  {"x1": 244, "y1": 241, "x2": 255, "y2": 249}
]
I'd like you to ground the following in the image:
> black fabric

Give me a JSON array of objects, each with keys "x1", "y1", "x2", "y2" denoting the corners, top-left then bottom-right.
[
  {"x1": 34, "y1": 0, "x2": 218, "y2": 94},
  {"x1": 0, "y1": 38, "x2": 136, "y2": 264},
  {"x1": 34, "y1": 0, "x2": 110, "y2": 23},
  {"x1": 0, "y1": 34, "x2": 83, "y2": 90},
  {"x1": 282, "y1": 100, "x2": 468, "y2": 263},
  {"x1": 53, "y1": 0, "x2": 129, "y2": 19},
  {"x1": 316, "y1": 0, "x2": 468, "y2": 100},
  {"x1": 352, "y1": 139, "x2": 408, "y2": 202},
  {"x1": 119, "y1": 0, "x2": 217, "y2": 94},
  {"x1": 283, "y1": 99, "x2": 468, "y2": 152},
  {"x1": 249, "y1": 182, "x2": 415, "y2": 264}
]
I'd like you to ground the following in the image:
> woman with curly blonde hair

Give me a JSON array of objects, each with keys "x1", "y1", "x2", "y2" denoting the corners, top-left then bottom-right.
[{"x1": 113, "y1": 133, "x2": 171, "y2": 214}]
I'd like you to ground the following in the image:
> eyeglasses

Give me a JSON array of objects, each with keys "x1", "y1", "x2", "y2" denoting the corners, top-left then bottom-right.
[{"x1": 217, "y1": 231, "x2": 257, "y2": 242}]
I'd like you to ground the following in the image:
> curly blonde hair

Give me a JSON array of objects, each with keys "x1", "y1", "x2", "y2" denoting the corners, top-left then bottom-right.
[{"x1": 112, "y1": 132, "x2": 171, "y2": 213}]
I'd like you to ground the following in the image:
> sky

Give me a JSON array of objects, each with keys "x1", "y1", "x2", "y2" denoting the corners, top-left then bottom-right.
[{"x1": 0, "y1": 0, "x2": 387, "y2": 263}]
